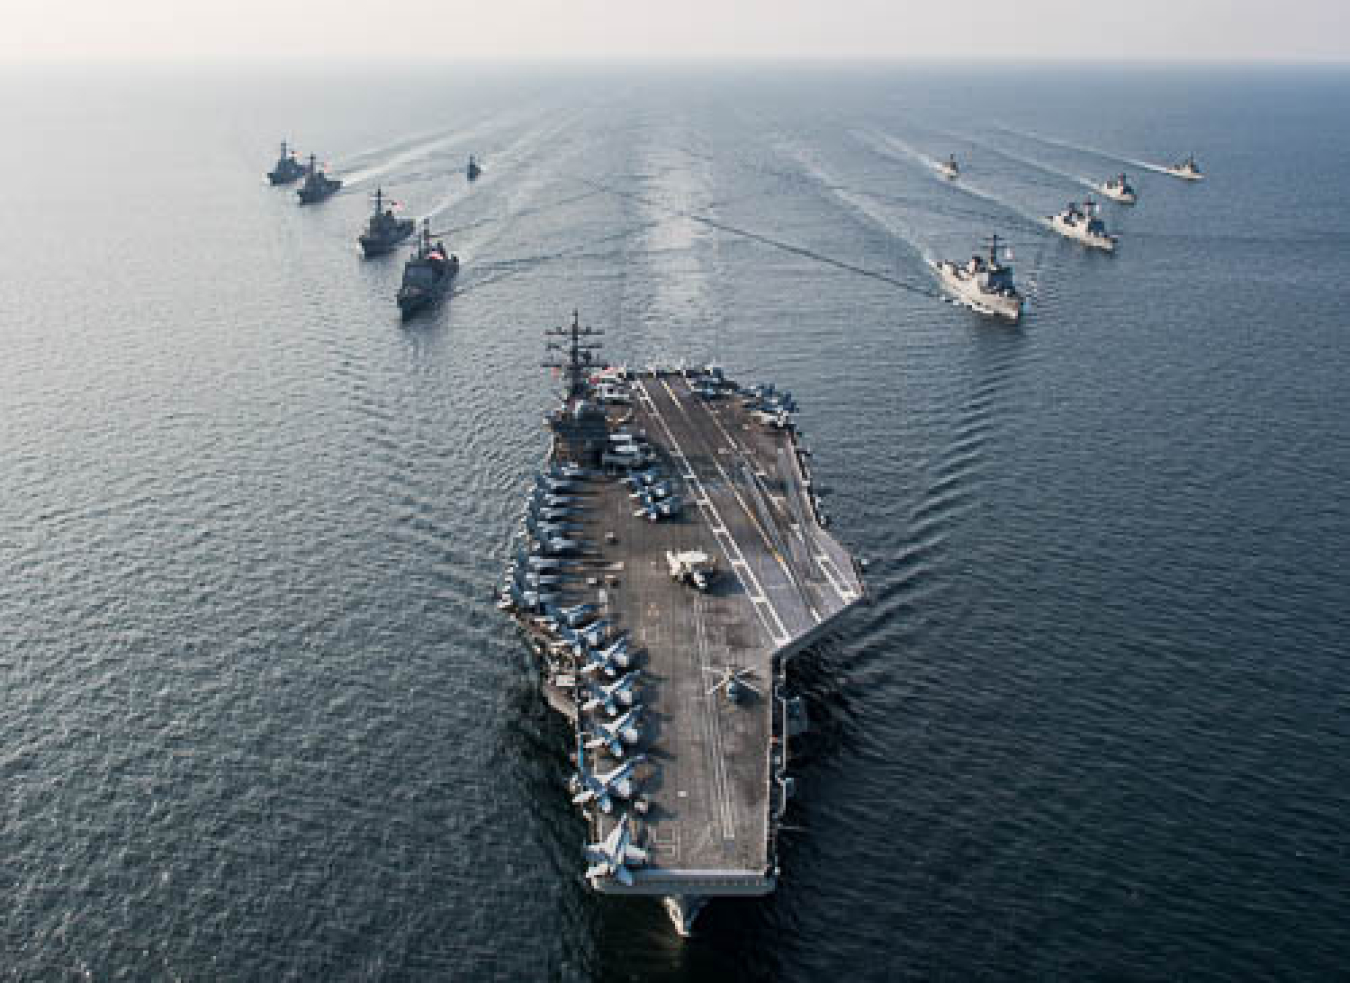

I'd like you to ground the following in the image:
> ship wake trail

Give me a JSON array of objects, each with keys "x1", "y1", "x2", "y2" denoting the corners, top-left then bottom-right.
[
  {"x1": 859, "y1": 128, "x2": 1050, "y2": 233},
  {"x1": 451, "y1": 221, "x2": 665, "y2": 299},
  {"x1": 998, "y1": 126, "x2": 1176, "y2": 176},
  {"x1": 873, "y1": 339, "x2": 1027, "y2": 630},
  {"x1": 957, "y1": 133, "x2": 1099, "y2": 193},
  {"x1": 420, "y1": 113, "x2": 579, "y2": 224},
  {"x1": 580, "y1": 179, "x2": 948, "y2": 304},
  {"x1": 340, "y1": 110, "x2": 532, "y2": 188},
  {"x1": 774, "y1": 139, "x2": 939, "y2": 267}
]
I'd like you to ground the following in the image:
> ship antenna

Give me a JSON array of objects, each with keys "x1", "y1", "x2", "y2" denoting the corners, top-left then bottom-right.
[
  {"x1": 544, "y1": 310, "x2": 605, "y2": 399},
  {"x1": 987, "y1": 233, "x2": 1002, "y2": 265}
]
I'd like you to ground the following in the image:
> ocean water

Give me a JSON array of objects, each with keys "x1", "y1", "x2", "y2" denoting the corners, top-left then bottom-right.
[{"x1": 1, "y1": 63, "x2": 1348, "y2": 981}]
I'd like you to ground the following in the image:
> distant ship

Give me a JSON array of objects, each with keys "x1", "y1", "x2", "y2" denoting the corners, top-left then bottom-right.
[
  {"x1": 297, "y1": 154, "x2": 342, "y2": 204},
  {"x1": 467, "y1": 155, "x2": 482, "y2": 181},
  {"x1": 1164, "y1": 155, "x2": 1204, "y2": 181},
  {"x1": 938, "y1": 154, "x2": 960, "y2": 179},
  {"x1": 1048, "y1": 200, "x2": 1117, "y2": 252},
  {"x1": 267, "y1": 141, "x2": 306, "y2": 185},
  {"x1": 397, "y1": 220, "x2": 459, "y2": 319},
  {"x1": 358, "y1": 187, "x2": 415, "y2": 257},
  {"x1": 933, "y1": 234, "x2": 1024, "y2": 322},
  {"x1": 1099, "y1": 173, "x2": 1137, "y2": 204}
]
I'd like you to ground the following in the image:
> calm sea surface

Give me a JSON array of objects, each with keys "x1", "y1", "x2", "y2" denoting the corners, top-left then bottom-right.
[{"x1": 1, "y1": 64, "x2": 1348, "y2": 981}]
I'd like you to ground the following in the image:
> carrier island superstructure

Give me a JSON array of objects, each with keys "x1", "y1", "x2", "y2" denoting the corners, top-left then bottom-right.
[{"x1": 498, "y1": 313, "x2": 865, "y2": 935}]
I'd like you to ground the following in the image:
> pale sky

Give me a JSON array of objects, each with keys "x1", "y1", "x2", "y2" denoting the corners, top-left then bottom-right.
[{"x1": 3, "y1": 0, "x2": 1347, "y2": 64}]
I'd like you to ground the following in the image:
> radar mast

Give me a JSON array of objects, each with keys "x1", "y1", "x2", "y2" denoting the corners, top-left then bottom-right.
[{"x1": 544, "y1": 310, "x2": 604, "y2": 399}]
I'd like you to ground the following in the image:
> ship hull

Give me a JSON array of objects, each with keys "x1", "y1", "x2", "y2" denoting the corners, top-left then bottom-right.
[
  {"x1": 297, "y1": 182, "x2": 341, "y2": 205},
  {"x1": 360, "y1": 229, "x2": 414, "y2": 257}
]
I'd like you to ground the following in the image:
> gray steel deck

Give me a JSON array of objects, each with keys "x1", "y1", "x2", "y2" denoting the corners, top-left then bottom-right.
[{"x1": 568, "y1": 371, "x2": 863, "y2": 895}]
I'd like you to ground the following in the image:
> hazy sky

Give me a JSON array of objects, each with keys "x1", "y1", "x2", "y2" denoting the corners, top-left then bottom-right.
[{"x1": 4, "y1": 0, "x2": 1347, "y2": 64}]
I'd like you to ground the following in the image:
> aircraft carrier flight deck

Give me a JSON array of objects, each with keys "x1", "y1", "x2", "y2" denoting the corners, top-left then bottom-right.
[{"x1": 499, "y1": 313, "x2": 865, "y2": 934}]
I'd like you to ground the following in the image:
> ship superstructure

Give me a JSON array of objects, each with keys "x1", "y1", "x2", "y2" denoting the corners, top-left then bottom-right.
[
  {"x1": 499, "y1": 313, "x2": 865, "y2": 935},
  {"x1": 934, "y1": 234, "x2": 1024, "y2": 322}
]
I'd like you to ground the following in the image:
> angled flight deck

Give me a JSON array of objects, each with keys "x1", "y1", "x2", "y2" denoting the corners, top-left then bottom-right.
[{"x1": 500, "y1": 314, "x2": 864, "y2": 934}]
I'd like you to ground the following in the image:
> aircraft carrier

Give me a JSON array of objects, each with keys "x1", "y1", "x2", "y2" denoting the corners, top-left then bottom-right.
[{"x1": 499, "y1": 313, "x2": 865, "y2": 934}]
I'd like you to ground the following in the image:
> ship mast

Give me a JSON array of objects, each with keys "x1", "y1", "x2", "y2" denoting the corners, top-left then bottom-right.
[
  {"x1": 986, "y1": 233, "x2": 1005, "y2": 266},
  {"x1": 544, "y1": 310, "x2": 604, "y2": 399}
]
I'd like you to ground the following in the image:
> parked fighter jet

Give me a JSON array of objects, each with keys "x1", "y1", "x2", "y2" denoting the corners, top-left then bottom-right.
[
  {"x1": 552, "y1": 603, "x2": 598, "y2": 628},
  {"x1": 579, "y1": 636, "x2": 632, "y2": 677},
  {"x1": 584, "y1": 814, "x2": 648, "y2": 886},
  {"x1": 537, "y1": 535, "x2": 581, "y2": 556},
  {"x1": 583, "y1": 671, "x2": 642, "y2": 716},
  {"x1": 750, "y1": 408, "x2": 793, "y2": 429},
  {"x1": 572, "y1": 738, "x2": 645, "y2": 814},
  {"x1": 584, "y1": 705, "x2": 643, "y2": 757},
  {"x1": 535, "y1": 473, "x2": 577, "y2": 494},
  {"x1": 634, "y1": 493, "x2": 682, "y2": 522}
]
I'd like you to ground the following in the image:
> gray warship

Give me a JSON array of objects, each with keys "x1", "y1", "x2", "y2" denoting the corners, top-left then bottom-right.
[
  {"x1": 1048, "y1": 199, "x2": 1117, "y2": 252},
  {"x1": 467, "y1": 155, "x2": 482, "y2": 181},
  {"x1": 1164, "y1": 154, "x2": 1204, "y2": 181},
  {"x1": 358, "y1": 188, "x2": 415, "y2": 257},
  {"x1": 267, "y1": 141, "x2": 306, "y2": 185},
  {"x1": 1099, "y1": 173, "x2": 1137, "y2": 204},
  {"x1": 934, "y1": 234, "x2": 1024, "y2": 322},
  {"x1": 499, "y1": 313, "x2": 866, "y2": 935},
  {"x1": 296, "y1": 154, "x2": 342, "y2": 204},
  {"x1": 396, "y1": 220, "x2": 458, "y2": 319}
]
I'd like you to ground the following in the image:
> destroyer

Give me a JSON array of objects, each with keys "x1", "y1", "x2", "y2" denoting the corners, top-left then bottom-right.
[
  {"x1": 1048, "y1": 199, "x2": 1117, "y2": 252},
  {"x1": 1164, "y1": 154, "x2": 1204, "y2": 181},
  {"x1": 396, "y1": 220, "x2": 458, "y2": 318},
  {"x1": 499, "y1": 313, "x2": 865, "y2": 935},
  {"x1": 297, "y1": 155, "x2": 341, "y2": 204},
  {"x1": 938, "y1": 153, "x2": 960, "y2": 179},
  {"x1": 358, "y1": 187, "x2": 415, "y2": 257},
  {"x1": 267, "y1": 141, "x2": 306, "y2": 185},
  {"x1": 1099, "y1": 173, "x2": 1137, "y2": 204},
  {"x1": 934, "y1": 234, "x2": 1024, "y2": 322}
]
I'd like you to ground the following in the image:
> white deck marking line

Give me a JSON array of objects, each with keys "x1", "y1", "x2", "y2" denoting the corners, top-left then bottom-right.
[
  {"x1": 635, "y1": 378, "x2": 789, "y2": 646},
  {"x1": 694, "y1": 594, "x2": 737, "y2": 840},
  {"x1": 814, "y1": 553, "x2": 859, "y2": 602},
  {"x1": 658, "y1": 378, "x2": 798, "y2": 590},
  {"x1": 679, "y1": 381, "x2": 805, "y2": 573}
]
